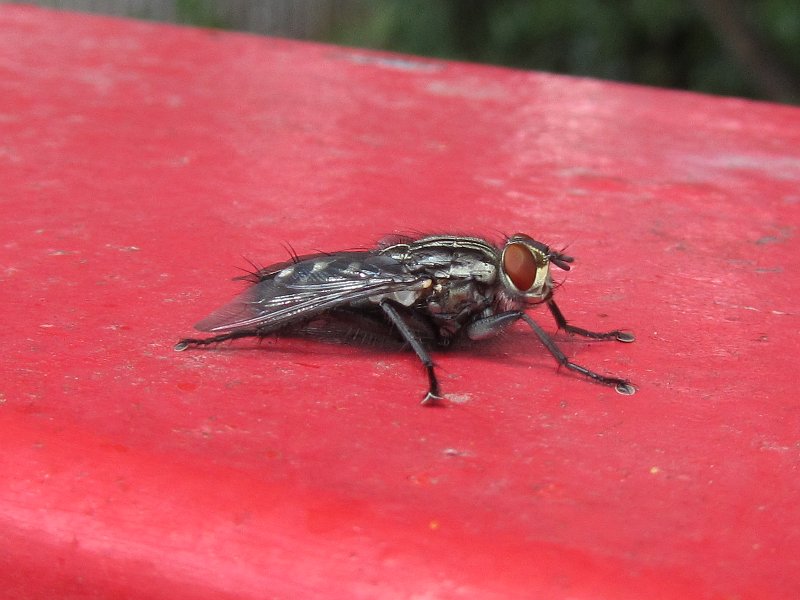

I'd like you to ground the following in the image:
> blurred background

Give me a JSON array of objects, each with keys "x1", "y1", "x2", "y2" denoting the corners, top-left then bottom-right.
[{"x1": 15, "y1": 0, "x2": 800, "y2": 104}]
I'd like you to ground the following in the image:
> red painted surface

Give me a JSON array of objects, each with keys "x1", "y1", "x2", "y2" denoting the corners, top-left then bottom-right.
[{"x1": 2, "y1": 5, "x2": 800, "y2": 599}]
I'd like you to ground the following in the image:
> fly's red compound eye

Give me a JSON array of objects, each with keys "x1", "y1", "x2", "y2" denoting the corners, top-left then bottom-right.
[{"x1": 503, "y1": 242, "x2": 538, "y2": 291}]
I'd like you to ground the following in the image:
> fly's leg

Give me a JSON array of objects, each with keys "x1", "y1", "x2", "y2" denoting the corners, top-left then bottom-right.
[
  {"x1": 547, "y1": 300, "x2": 635, "y2": 343},
  {"x1": 380, "y1": 300, "x2": 442, "y2": 405},
  {"x1": 466, "y1": 310, "x2": 634, "y2": 394},
  {"x1": 465, "y1": 311, "x2": 522, "y2": 340},
  {"x1": 518, "y1": 312, "x2": 635, "y2": 395},
  {"x1": 174, "y1": 329, "x2": 263, "y2": 351}
]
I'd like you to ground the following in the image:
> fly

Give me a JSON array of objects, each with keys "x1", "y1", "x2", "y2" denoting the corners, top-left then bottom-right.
[{"x1": 175, "y1": 234, "x2": 635, "y2": 403}]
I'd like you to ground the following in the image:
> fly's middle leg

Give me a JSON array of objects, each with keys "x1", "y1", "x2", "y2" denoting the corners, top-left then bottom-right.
[
  {"x1": 547, "y1": 300, "x2": 635, "y2": 343},
  {"x1": 379, "y1": 300, "x2": 442, "y2": 405}
]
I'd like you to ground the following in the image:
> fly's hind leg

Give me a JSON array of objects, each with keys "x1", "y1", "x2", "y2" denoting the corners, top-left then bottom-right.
[
  {"x1": 174, "y1": 328, "x2": 264, "y2": 351},
  {"x1": 547, "y1": 300, "x2": 635, "y2": 343},
  {"x1": 379, "y1": 300, "x2": 442, "y2": 405}
]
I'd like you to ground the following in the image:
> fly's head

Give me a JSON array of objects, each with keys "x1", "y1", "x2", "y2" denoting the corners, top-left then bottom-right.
[{"x1": 499, "y1": 234, "x2": 574, "y2": 303}]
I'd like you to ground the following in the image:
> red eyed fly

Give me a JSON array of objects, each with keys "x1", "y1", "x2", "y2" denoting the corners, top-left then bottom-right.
[{"x1": 175, "y1": 234, "x2": 635, "y2": 403}]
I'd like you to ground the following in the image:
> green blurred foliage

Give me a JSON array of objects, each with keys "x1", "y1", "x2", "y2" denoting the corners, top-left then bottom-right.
[
  {"x1": 332, "y1": 0, "x2": 799, "y2": 103},
  {"x1": 175, "y1": 0, "x2": 229, "y2": 29}
]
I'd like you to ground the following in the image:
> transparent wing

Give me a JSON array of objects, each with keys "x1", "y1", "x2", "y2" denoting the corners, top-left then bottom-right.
[{"x1": 194, "y1": 252, "x2": 430, "y2": 333}]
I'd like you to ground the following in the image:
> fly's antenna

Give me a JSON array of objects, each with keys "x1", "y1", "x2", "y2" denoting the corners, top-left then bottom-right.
[
  {"x1": 549, "y1": 239, "x2": 578, "y2": 271},
  {"x1": 549, "y1": 250, "x2": 574, "y2": 271}
]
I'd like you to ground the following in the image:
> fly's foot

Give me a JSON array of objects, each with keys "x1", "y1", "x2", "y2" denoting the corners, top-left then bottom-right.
[
  {"x1": 174, "y1": 339, "x2": 195, "y2": 351},
  {"x1": 174, "y1": 337, "x2": 217, "y2": 351},
  {"x1": 588, "y1": 372, "x2": 636, "y2": 396},
  {"x1": 421, "y1": 391, "x2": 445, "y2": 406},
  {"x1": 614, "y1": 381, "x2": 637, "y2": 395},
  {"x1": 419, "y1": 364, "x2": 444, "y2": 406},
  {"x1": 615, "y1": 331, "x2": 635, "y2": 343}
]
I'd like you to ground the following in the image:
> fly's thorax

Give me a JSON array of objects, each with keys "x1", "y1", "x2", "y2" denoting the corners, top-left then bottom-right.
[
  {"x1": 382, "y1": 235, "x2": 500, "y2": 285},
  {"x1": 498, "y1": 234, "x2": 555, "y2": 303},
  {"x1": 367, "y1": 279, "x2": 432, "y2": 307}
]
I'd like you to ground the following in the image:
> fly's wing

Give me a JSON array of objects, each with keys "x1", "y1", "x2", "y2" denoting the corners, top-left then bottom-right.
[{"x1": 194, "y1": 252, "x2": 431, "y2": 333}]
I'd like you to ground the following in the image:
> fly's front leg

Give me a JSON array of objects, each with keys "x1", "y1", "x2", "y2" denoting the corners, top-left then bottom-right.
[
  {"x1": 174, "y1": 328, "x2": 263, "y2": 351},
  {"x1": 380, "y1": 300, "x2": 442, "y2": 405},
  {"x1": 519, "y1": 313, "x2": 635, "y2": 395},
  {"x1": 547, "y1": 300, "x2": 635, "y2": 343}
]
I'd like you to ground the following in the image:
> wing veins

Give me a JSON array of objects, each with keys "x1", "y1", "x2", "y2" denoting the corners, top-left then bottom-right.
[{"x1": 200, "y1": 275, "x2": 429, "y2": 332}]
